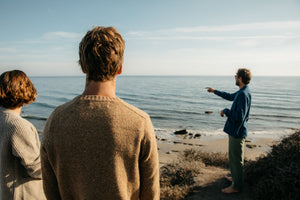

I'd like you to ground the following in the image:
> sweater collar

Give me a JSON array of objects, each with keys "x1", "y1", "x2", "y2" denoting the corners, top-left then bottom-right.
[
  {"x1": 79, "y1": 95, "x2": 121, "y2": 101},
  {"x1": 0, "y1": 106, "x2": 20, "y2": 117}
]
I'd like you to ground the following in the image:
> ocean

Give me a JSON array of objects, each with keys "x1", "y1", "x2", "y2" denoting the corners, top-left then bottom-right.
[{"x1": 23, "y1": 76, "x2": 300, "y2": 140}]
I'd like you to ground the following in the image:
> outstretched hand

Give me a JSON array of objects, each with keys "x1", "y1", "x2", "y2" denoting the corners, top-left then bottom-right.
[
  {"x1": 206, "y1": 87, "x2": 215, "y2": 93},
  {"x1": 220, "y1": 110, "x2": 224, "y2": 117}
]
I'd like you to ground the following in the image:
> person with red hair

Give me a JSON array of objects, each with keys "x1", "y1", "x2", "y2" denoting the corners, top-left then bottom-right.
[{"x1": 0, "y1": 70, "x2": 46, "y2": 200}]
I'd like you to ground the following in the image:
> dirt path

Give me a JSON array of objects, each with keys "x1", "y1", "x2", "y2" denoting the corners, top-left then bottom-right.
[{"x1": 185, "y1": 166, "x2": 253, "y2": 200}]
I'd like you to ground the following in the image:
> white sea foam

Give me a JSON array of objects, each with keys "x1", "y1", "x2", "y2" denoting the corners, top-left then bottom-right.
[{"x1": 154, "y1": 127, "x2": 297, "y2": 141}]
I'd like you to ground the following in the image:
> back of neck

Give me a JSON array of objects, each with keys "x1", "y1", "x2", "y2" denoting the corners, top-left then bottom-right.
[
  {"x1": 11, "y1": 107, "x2": 22, "y2": 115},
  {"x1": 82, "y1": 79, "x2": 116, "y2": 97}
]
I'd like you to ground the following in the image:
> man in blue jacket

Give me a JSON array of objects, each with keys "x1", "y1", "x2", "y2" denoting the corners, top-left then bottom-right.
[{"x1": 207, "y1": 68, "x2": 252, "y2": 194}]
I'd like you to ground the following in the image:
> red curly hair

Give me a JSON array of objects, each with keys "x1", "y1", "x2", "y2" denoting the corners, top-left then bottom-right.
[{"x1": 0, "y1": 70, "x2": 37, "y2": 108}]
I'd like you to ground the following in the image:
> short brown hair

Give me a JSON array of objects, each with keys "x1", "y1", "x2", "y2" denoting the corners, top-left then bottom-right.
[
  {"x1": 236, "y1": 68, "x2": 252, "y2": 85},
  {"x1": 0, "y1": 70, "x2": 37, "y2": 108},
  {"x1": 79, "y1": 26, "x2": 125, "y2": 81}
]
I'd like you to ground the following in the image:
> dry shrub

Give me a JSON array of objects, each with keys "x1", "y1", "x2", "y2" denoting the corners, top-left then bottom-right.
[
  {"x1": 160, "y1": 148, "x2": 229, "y2": 199},
  {"x1": 160, "y1": 185, "x2": 190, "y2": 200},
  {"x1": 160, "y1": 160, "x2": 204, "y2": 188},
  {"x1": 181, "y1": 148, "x2": 229, "y2": 168},
  {"x1": 245, "y1": 130, "x2": 300, "y2": 200},
  {"x1": 160, "y1": 158, "x2": 204, "y2": 199}
]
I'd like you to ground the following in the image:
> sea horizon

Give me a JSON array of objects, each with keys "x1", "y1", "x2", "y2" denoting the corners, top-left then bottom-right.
[{"x1": 28, "y1": 75, "x2": 300, "y2": 78}]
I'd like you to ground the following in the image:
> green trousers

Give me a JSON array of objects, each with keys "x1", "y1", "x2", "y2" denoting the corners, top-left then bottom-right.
[{"x1": 229, "y1": 135, "x2": 245, "y2": 191}]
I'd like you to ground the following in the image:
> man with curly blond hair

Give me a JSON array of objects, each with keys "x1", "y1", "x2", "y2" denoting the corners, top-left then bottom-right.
[{"x1": 41, "y1": 26, "x2": 160, "y2": 200}]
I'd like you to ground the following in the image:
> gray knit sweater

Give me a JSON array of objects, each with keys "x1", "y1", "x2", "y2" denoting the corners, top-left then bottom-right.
[
  {"x1": 41, "y1": 95, "x2": 160, "y2": 200},
  {"x1": 0, "y1": 107, "x2": 46, "y2": 200}
]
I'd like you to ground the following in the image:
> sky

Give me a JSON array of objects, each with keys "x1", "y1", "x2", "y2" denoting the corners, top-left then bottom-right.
[{"x1": 0, "y1": 0, "x2": 300, "y2": 76}]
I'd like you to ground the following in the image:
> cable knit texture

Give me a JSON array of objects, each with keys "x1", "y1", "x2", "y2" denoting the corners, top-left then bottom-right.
[
  {"x1": 0, "y1": 107, "x2": 46, "y2": 200},
  {"x1": 41, "y1": 95, "x2": 160, "y2": 200}
]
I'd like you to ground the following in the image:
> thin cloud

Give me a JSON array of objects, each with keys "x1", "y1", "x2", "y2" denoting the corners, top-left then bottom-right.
[
  {"x1": 0, "y1": 47, "x2": 18, "y2": 53},
  {"x1": 43, "y1": 31, "x2": 82, "y2": 40},
  {"x1": 126, "y1": 21, "x2": 300, "y2": 40},
  {"x1": 1, "y1": 31, "x2": 82, "y2": 45},
  {"x1": 167, "y1": 21, "x2": 300, "y2": 33},
  {"x1": 127, "y1": 35, "x2": 300, "y2": 41}
]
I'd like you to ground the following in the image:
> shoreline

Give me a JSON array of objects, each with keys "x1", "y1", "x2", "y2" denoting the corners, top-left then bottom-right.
[{"x1": 157, "y1": 133, "x2": 284, "y2": 166}]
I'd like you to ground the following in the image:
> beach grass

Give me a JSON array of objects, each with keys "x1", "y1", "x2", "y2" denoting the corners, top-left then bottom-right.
[{"x1": 181, "y1": 149, "x2": 229, "y2": 168}]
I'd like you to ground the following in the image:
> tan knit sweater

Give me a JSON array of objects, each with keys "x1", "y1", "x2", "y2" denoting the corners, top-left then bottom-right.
[
  {"x1": 41, "y1": 95, "x2": 160, "y2": 200},
  {"x1": 0, "y1": 107, "x2": 46, "y2": 200}
]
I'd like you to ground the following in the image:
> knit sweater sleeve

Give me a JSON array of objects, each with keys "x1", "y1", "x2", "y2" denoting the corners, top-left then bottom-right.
[
  {"x1": 139, "y1": 116, "x2": 160, "y2": 200},
  {"x1": 10, "y1": 119, "x2": 42, "y2": 179},
  {"x1": 40, "y1": 111, "x2": 62, "y2": 200}
]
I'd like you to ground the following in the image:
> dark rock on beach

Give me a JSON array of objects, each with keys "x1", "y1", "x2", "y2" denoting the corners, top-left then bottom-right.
[
  {"x1": 173, "y1": 141, "x2": 182, "y2": 144},
  {"x1": 246, "y1": 144, "x2": 257, "y2": 149},
  {"x1": 174, "y1": 129, "x2": 188, "y2": 135}
]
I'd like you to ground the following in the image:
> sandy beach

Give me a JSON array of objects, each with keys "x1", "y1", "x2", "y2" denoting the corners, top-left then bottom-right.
[{"x1": 157, "y1": 133, "x2": 280, "y2": 165}]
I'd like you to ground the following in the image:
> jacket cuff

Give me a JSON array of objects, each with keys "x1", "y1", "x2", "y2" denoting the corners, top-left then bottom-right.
[{"x1": 223, "y1": 108, "x2": 230, "y2": 116}]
